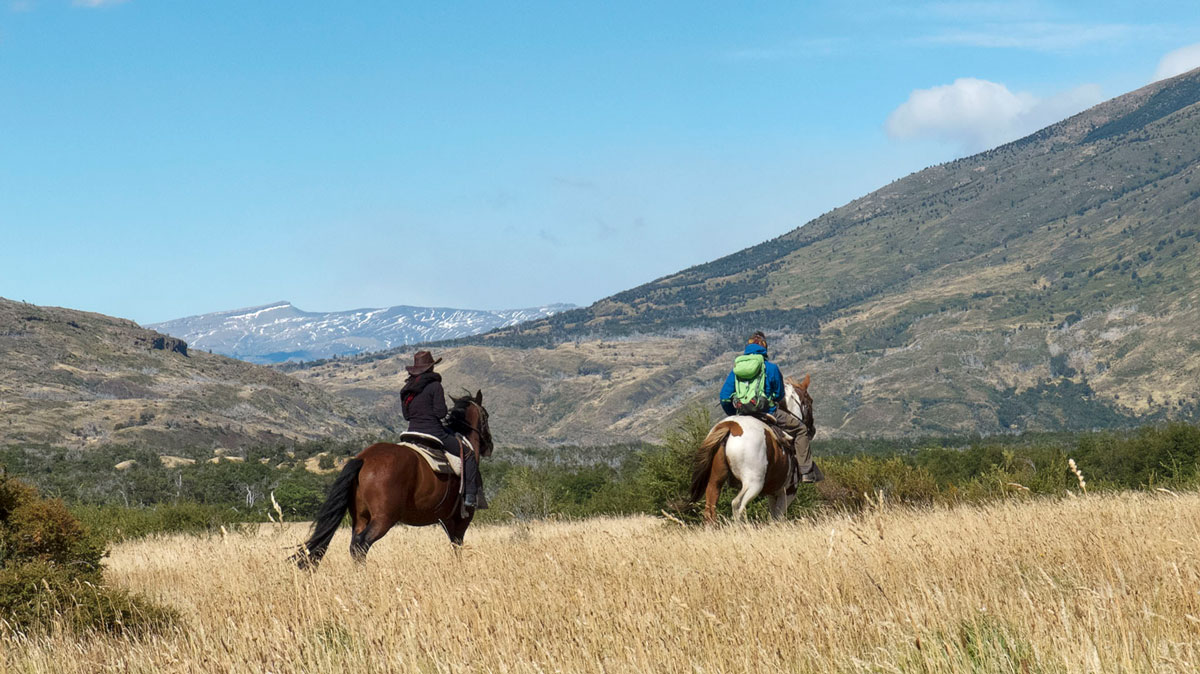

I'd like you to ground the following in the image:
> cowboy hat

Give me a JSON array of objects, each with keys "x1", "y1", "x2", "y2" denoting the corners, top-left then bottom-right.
[{"x1": 405, "y1": 350, "x2": 442, "y2": 375}]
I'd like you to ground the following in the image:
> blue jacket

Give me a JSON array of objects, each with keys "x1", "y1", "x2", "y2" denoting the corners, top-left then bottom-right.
[{"x1": 719, "y1": 343, "x2": 783, "y2": 415}]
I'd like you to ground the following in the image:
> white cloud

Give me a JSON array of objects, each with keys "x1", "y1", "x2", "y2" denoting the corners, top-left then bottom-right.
[
  {"x1": 885, "y1": 77, "x2": 1103, "y2": 152},
  {"x1": 1153, "y1": 43, "x2": 1200, "y2": 82},
  {"x1": 73, "y1": 0, "x2": 128, "y2": 7}
]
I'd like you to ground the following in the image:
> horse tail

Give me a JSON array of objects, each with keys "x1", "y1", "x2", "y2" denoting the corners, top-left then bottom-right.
[
  {"x1": 295, "y1": 457, "x2": 363, "y2": 569},
  {"x1": 690, "y1": 423, "x2": 733, "y2": 502}
]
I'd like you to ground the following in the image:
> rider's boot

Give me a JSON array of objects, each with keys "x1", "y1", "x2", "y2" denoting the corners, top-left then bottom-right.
[
  {"x1": 790, "y1": 426, "x2": 823, "y2": 483},
  {"x1": 801, "y1": 460, "x2": 824, "y2": 483}
]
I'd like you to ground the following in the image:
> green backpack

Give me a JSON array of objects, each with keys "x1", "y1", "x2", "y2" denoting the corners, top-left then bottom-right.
[{"x1": 732, "y1": 354, "x2": 770, "y2": 414}]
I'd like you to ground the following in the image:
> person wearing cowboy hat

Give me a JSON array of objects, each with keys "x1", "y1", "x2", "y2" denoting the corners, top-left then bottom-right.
[{"x1": 400, "y1": 350, "x2": 482, "y2": 508}]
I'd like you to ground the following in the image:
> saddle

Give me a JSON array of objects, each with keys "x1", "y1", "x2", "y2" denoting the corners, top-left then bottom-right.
[
  {"x1": 735, "y1": 413, "x2": 801, "y2": 495},
  {"x1": 396, "y1": 432, "x2": 488, "y2": 513},
  {"x1": 397, "y1": 432, "x2": 466, "y2": 476},
  {"x1": 399, "y1": 432, "x2": 448, "y2": 450},
  {"x1": 741, "y1": 412, "x2": 794, "y2": 446}
]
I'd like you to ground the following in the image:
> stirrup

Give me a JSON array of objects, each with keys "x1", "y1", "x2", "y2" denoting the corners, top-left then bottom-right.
[
  {"x1": 801, "y1": 462, "x2": 825, "y2": 483},
  {"x1": 460, "y1": 493, "x2": 477, "y2": 518}
]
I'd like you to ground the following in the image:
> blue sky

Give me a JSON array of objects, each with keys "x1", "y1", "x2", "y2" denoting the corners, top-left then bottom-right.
[{"x1": 2, "y1": 1, "x2": 1198, "y2": 324}]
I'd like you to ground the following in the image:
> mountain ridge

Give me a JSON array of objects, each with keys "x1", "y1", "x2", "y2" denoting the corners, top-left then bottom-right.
[
  {"x1": 0, "y1": 297, "x2": 385, "y2": 450},
  {"x1": 288, "y1": 68, "x2": 1200, "y2": 444},
  {"x1": 468, "y1": 68, "x2": 1191, "y2": 342},
  {"x1": 148, "y1": 300, "x2": 574, "y2": 364},
  {"x1": 7, "y1": 70, "x2": 1200, "y2": 450}
]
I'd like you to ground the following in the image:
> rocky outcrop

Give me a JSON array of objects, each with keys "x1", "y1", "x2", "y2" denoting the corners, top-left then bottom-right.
[
  {"x1": 134, "y1": 334, "x2": 188, "y2": 356},
  {"x1": 151, "y1": 335, "x2": 188, "y2": 356}
]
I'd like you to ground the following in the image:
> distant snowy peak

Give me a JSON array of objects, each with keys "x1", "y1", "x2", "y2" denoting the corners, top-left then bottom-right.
[{"x1": 147, "y1": 301, "x2": 574, "y2": 364}]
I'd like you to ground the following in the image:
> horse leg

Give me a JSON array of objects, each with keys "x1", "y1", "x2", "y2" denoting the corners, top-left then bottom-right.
[
  {"x1": 440, "y1": 511, "x2": 474, "y2": 548},
  {"x1": 704, "y1": 446, "x2": 730, "y2": 524},
  {"x1": 350, "y1": 516, "x2": 397, "y2": 563},
  {"x1": 731, "y1": 476, "x2": 764, "y2": 522},
  {"x1": 347, "y1": 490, "x2": 371, "y2": 562},
  {"x1": 769, "y1": 490, "x2": 793, "y2": 520}
]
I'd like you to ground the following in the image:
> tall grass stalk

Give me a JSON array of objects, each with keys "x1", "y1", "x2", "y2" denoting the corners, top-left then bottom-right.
[{"x1": 3, "y1": 491, "x2": 1198, "y2": 673}]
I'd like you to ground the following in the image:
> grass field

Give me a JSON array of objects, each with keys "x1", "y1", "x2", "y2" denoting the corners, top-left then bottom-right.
[{"x1": 4, "y1": 491, "x2": 1200, "y2": 673}]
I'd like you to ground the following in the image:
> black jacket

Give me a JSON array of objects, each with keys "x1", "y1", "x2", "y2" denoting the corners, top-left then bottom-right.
[{"x1": 401, "y1": 372, "x2": 454, "y2": 446}]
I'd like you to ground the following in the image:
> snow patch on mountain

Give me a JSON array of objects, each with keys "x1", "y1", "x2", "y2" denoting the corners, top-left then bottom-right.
[{"x1": 147, "y1": 301, "x2": 574, "y2": 364}]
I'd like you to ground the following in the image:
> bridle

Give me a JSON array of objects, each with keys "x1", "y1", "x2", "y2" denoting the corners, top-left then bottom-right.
[
  {"x1": 457, "y1": 401, "x2": 484, "y2": 435},
  {"x1": 435, "y1": 400, "x2": 490, "y2": 516},
  {"x1": 784, "y1": 383, "x2": 812, "y2": 421},
  {"x1": 457, "y1": 400, "x2": 491, "y2": 455}
]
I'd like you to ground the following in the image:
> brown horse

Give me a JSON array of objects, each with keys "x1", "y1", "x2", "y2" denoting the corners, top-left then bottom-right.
[
  {"x1": 690, "y1": 375, "x2": 813, "y2": 523},
  {"x1": 293, "y1": 391, "x2": 493, "y2": 569}
]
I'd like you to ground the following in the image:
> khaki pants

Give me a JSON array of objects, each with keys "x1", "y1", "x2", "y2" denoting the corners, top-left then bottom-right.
[{"x1": 773, "y1": 409, "x2": 814, "y2": 476}]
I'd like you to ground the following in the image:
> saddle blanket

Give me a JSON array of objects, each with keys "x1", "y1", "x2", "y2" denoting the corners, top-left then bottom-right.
[
  {"x1": 399, "y1": 442, "x2": 462, "y2": 476},
  {"x1": 744, "y1": 413, "x2": 794, "y2": 445},
  {"x1": 395, "y1": 432, "x2": 488, "y2": 511}
]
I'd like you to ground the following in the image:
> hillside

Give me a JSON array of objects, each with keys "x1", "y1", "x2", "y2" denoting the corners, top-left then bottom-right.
[
  {"x1": 292, "y1": 69, "x2": 1200, "y2": 444},
  {"x1": 0, "y1": 298, "x2": 384, "y2": 450},
  {"x1": 479, "y1": 69, "x2": 1200, "y2": 342},
  {"x1": 147, "y1": 301, "x2": 573, "y2": 364}
]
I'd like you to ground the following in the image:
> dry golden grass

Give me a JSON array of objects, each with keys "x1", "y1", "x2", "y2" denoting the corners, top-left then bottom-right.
[{"x1": 4, "y1": 491, "x2": 1200, "y2": 673}]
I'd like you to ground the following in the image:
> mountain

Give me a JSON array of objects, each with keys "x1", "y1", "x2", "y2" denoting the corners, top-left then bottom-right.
[
  {"x1": 289, "y1": 68, "x2": 1200, "y2": 444},
  {"x1": 147, "y1": 301, "x2": 574, "y2": 364},
  {"x1": 0, "y1": 297, "x2": 384, "y2": 450}
]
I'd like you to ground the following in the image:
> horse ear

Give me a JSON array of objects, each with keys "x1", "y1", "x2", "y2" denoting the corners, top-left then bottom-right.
[
  {"x1": 800, "y1": 373, "x2": 810, "y2": 391},
  {"x1": 475, "y1": 389, "x2": 483, "y2": 403}
]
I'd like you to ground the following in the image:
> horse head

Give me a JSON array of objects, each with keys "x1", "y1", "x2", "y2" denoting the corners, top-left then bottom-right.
[
  {"x1": 449, "y1": 390, "x2": 493, "y2": 457},
  {"x1": 784, "y1": 374, "x2": 813, "y2": 428}
]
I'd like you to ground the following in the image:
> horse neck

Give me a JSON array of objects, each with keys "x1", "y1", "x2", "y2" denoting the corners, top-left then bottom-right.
[
  {"x1": 460, "y1": 406, "x2": 482, "y2": 455},
  {"x1": 782, "y1": 385, "x2": 800, "y2": 414},
  {"x1": 783, "y1": 384, "x2": 813, "y2": 426}
]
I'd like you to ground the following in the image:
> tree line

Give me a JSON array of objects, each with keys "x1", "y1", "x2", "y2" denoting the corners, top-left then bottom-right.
[{"x1": 3, "y1": 415, "x2": 1199, "y2": 540}]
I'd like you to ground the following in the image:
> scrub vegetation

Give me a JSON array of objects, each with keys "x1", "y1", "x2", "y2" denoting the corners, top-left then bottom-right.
[
  {"x1": 3, "y1": 490, "x2": 1198, "y2": 672},
  {"x1": 0, "y1": 475, "x2": 175, "y2": 637},
  {"x1": 3, "y1": 415, "x2": 1200, "y2": 538}
]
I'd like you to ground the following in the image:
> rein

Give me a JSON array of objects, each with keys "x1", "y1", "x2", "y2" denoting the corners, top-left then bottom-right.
[
  {"x1": 432, "y1": 432, "x2": 471, "y2": 514},
  {"x1": 451, "y1": 401, "x2": 484, "y2": 437},
  {"x1": 435, "y1": 400, "x2": 484, "y2": 516}
]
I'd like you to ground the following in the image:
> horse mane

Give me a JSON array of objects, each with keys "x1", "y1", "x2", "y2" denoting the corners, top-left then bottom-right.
[
  {"x1": 784, "y1": 374, "x2": 810, "y2": 392},
  {"x1": 445, "y1": 394, "x2": 474, "y2": 433},
  {"x1": 446, "y1": 391, "x2": 493, "y2": 456},
  {"x1": 784, "y1": 374, "x2": 815, "y2": 438}
]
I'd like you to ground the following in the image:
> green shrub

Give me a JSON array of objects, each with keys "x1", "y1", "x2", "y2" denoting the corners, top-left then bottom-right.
[
  {"x1": 1073, "y1": 422, "x2": 1200, "y2": 488},
  {"x1": 818, "y1": 457, "x2": 941, "y2": 510},
  {"x1": 0, "y1": 561, "x2": 175, "y2": 637},
  {"x1": 0, "y1": 478, "x2": 104, "y2": 572},
  {"x1": 6, "y1": 420, "x2": 1200, "y2": 532},
  {"x1": 632, "y1": 406, "x2": 712, "y2": 518},
  {"x1": 0, "y1": 475, "x2": 177, "y2": 636},
  {"x1": 273, "y1": 470, "x2": 331, "y2": 519},
  {"x1": 71, "y1": 502, "x2": 250, "y2": 544},
  {"x1": 485, "y1": 465, "x2": 571, "y2": 521}
]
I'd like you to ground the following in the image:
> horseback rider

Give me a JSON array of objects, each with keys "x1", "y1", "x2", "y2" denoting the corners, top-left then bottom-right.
[
  {"x1": 719, "y1": 331, "x2": 821, "y2": 483},
  {"x1": 400, "y1": 350, "x2": 482, "y2": 509}
]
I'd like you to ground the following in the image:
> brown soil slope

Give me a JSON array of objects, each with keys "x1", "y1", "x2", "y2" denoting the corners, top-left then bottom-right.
[
  {"x1": 0, "y1": 298, "x2": 383, "y2": 450},
  {"x1": 295, "y1": 70, "x2": 1200, "y2": 443}
]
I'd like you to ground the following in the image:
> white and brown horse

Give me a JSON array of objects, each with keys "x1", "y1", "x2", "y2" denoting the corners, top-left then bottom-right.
[{"x1": 690, "y1": 375, "x2": 813, "y2": 523}]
